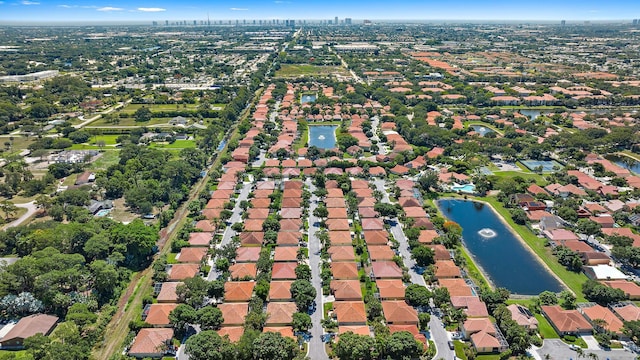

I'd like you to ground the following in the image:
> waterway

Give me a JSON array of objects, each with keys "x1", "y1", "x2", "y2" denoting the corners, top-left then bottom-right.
[
  {"x1": 437, "y1": 198, "x2": 564, "y2": 295},
  {"x1": 606, "y1": 154, "x2": 640, "y2": 175},
  {"x1": 308, "y1": 125, "x2": 338, "y2": 149},
  {"x1": 519, "y1": 109, "x2": 543, "y2": 120}
]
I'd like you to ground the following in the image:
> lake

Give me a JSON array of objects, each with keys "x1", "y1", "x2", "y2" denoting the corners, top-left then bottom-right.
[
  {"x1": 606, "y1": 154, "x2": 640, "y2": 175},
  {"x1": 437, "y1": 199, "x2": 564, "y2": 295},
  {"x1": 308, "y1": 125, "x2": 338, "y2": 149},
  {"x1": 519, "y1": 109, "x2": 543, "y2": 120},
  {"x1": 470, "y1": 125, "x2": 493, "y2": 137},
  {"x1": 301, "y1": 94, "x2": 317, "y2": 104}
]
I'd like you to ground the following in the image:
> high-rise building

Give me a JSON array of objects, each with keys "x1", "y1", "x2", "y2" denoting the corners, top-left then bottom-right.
[
  {"x1": 335, "y1": 16, "x2": 338, "y2": 25},
  {"x1": 165, "y1": 20, "x2": 169, "y2": 26},
  {"x1": 561, "y1": 20, "x2": 566, "y2": 26},
  {"x1": 634, "y1": 19, "x2": 638, "y2": 25},
  {"x1": 345, "y1": 18, "x2": 352, "y2": 25}
]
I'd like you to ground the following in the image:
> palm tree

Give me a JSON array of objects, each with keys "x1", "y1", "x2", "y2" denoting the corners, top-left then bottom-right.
[
  {"x1": 575, "y1": 347, "x2": 585, "y2": 359},
  {"x1": 543, "y1": 354, "x2": 552, "y2": 360},
  {"x1": 587, "y1": 352, "x2": 598, "y2": 360}
]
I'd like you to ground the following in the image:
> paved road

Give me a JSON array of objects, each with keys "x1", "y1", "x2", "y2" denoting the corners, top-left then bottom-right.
[
  {"x1": 3, "y1": 201, "x2": 37, "y2": 230},
  {"x1": 305, "y1": 179, "x2": 330, "y2": 360},
  {"x1": 74, "y1": 99, "x2": 130, "y2": 129},
  {"x1": 371, "y1": 178, "x2": 455, "y2": 360},
  {"x1": 536, "y1": 339, "x2": 636, "y2": 360}
]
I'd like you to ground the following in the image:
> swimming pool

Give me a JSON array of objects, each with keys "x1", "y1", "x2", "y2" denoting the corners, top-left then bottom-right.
[
  {"x1": 95, "y1": 209, "x2": 112, "y2": 217},
  {"x1": 451, "y1": 184, "x2": 476, "y2": 193}
]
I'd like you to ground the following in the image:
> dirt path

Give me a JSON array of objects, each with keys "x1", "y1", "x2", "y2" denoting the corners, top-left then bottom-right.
[
  {"x1": 92, "y1": 88, "x2": 263, "y2": 360},
  {"x1": 2, "y1": 201, "x2": 37, "y2": 230}
]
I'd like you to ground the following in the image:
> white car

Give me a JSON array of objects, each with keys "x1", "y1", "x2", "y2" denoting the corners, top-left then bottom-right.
[{"x1": 569, "y1": 344, "x2": 580, "y2": 351}]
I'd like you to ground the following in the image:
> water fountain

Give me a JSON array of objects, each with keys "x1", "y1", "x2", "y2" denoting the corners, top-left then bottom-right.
[
  {"x1": 318, "y1": 135, "x2": 326, "y2": 140},
  {"x1": 478, "y1": 228, "x2": 497, "y2": 238}
]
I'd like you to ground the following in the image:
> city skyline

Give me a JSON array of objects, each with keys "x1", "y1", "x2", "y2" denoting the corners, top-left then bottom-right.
[{"x1": 1, "y1": 0, "x2": 640, "y2": 23}]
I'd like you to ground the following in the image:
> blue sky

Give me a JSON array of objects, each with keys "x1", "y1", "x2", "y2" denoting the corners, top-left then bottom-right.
[{"x1": 1, "y1": 0, "x2": 640, "y2": 22}]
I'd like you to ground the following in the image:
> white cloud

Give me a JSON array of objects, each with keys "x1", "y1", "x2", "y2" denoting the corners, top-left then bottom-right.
[
  {"x1": 21, "y1": 1, "x2": 39, "y2": 5},
  {"x1": 230, "y1": 7, "x2": 248, "y2": 11},
  {"x1": 97, "y1": 6, "x2": 123, "y2": 11},
  {"x1": 59, "y1": 4, "x2": 97, "y2": 8},
  {"x1": 138, "y1": 7, "x2": 166, "y2": 12}
]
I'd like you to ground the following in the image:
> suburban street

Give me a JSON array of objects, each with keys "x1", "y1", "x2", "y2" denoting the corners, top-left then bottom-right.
[
  {"x1": 305, "y1": 179, "x2": 331, "y2": 360},
  {"x1": 536, "y1": 339, "x2": 636, "y2": 360},
  {"x1": 371, "y1": 178, "x2": 455, "y2": 360}
]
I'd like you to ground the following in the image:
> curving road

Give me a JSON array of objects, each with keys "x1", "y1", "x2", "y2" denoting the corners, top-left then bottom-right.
[{"x1": 2, "y1": 201, "x2": 37, "y2": 230}]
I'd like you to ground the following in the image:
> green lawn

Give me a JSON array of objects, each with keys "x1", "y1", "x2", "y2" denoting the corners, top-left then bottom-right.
[
  {"x1": 0, "y1": 350, "x2": 33, "y2": 359},
  {"x1": 149, "y1": 140, "x2": 196, "y2": 150},
  {"x1": 490, "y1": 171, "x2": 548, "y2": 185},
  {"x1": 276, "y1": 64, "x2": 350, "y2": 78},
  {"x1": 535, "y1": 314, "x2": 560, "y2": 339},
  {"x1": 476, "y1": 355, "x2": 501, "y2": 360},
  {"x1": 91, "y1": 116, "x2": 172, "y2": 127},
  {"x1": 120, "y1": 103, "x2": 200, "y2": 114},
  {"x1": 457, "y1": 245, "x2": 491, "y2": 290},
  {"x1": 476, "y1": 197, "x2": 588, "y2": 301},
  {"x1": 453, "y1": 340, "x2": 468, "y2": 360},
  {"x1": 167, "y1": 253, "x2": 178, "y2": 264},
  {"x1": 89, "y1": 150, "x2": 121, "y2": 170}
]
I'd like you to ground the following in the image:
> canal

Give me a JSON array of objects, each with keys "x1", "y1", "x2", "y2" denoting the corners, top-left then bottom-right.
[{"x1": 437, "y1": 199, "x2": 564, "y2": 295}]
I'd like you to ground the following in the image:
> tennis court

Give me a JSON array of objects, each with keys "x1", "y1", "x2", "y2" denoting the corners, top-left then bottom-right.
[{"x1": 520, "y1": 160, "x2": 564, "y2": 172}]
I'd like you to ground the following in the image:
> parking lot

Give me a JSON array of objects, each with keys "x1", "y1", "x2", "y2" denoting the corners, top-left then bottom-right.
[{"x1": 536, "y1": 339, "x2": 637, "y2": 360}]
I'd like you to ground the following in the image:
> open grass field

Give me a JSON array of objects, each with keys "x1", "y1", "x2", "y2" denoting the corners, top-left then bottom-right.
[
  {"x1": 491, "y1": 170, "x2": 548, "y2": 185},
  {"x1": 276, "y1": 64, "x2": 350, "y2": 78},
  {"x1": 120, "y1": 103, "x2": 200, "y2": 114},
  {"x1": 90, "y1": 116, "x2": 172, "y2": 127},
  {"x1": 89, "y1": 150, "x2": 121, "y2": 170},
  {"x1": 2, "y1": 136, "x2": 34, "y2": 155},
  {"x1": 149, "y1": 140, "x2": 197, "y2": 150},
  {"x1": 476, "y1": 196, "x2": 588, "y2": 301}
]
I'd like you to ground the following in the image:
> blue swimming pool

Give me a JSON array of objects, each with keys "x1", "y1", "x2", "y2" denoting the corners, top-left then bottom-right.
[{"x1": 451, "y1": 184, "x2": 476, "y2": 193}]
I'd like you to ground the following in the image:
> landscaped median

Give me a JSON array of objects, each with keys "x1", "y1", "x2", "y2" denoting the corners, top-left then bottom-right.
[{"x1": 474, "y1": 196, "x2": 588, "y2": 301}]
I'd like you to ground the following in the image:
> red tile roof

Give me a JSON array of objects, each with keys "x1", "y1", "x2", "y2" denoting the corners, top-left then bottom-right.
[{"x1": 129, "y1": 328, "x2": 173, "y2": 357}]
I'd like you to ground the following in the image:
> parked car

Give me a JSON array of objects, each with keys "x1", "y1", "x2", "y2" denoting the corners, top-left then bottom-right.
[
  {"x1": 448, "y1": 341, "x2": 455, "y2": 350},
  {"x1": 569, "y1": 344, "x2": 580, "y2": 351}
]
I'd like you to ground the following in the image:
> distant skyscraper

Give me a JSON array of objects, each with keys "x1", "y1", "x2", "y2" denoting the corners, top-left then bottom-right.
[
  {"x1": 345, "y1": 18, "x2": 352, "y2": 25},
  {"x1": 634, "y1": 19, "x2": 638, "y2": 25},
  {"x1": 561, "y1": 20, "x2": 566, "y2": 26},
  {"x1": 335, "y1": 16, "x2": 338, "y2": 25},
  {"x1": 152, "y1": 21, "x2": 158, "y2": 26},
  {"x1": 165, "y1": 20, "x2": 169, "y2": 26},
  {"x1": 193, "y1": 20, "x2": 197, "y2": 25}
]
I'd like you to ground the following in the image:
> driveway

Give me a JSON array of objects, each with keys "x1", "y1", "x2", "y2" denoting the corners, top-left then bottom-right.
[
  {"x1": 306, "y1": 179, "x2": 330, "y2": 360},
  {"x1": 536, "y1": 339, "x2": 636, "y2": 360},
  {"x1": 3, "y1": 201, "x2": 37, "y2": 230}
]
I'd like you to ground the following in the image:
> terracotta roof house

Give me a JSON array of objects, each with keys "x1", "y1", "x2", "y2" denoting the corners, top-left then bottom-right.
[
  {"x1": 277, "y1": 232, "x2": 302, "y2": 246},
  {"x1": 251, "y1": 198, "x2": 272, "y2": 208},
  {"x1": 376, "y1": 279, "x2": 406, "y2": 300},
  {"x1": 581, "y1": 304, "x2": 624, "y2": 334},
  {"x1": 253, "y1": 189, "x2": 274, "y2": 198},
  {"x1": 128, "y1": 328, "x2": 174, "y2": 358},
  {"x1": 363, "y1": 230, "x2": 388, "y2": 245},
  {"x1": 326, "y1": 197, "x2": 346, "y2": 208},
  {"x1": 327, "y1": 207, "x2": 348, "y2": 219},
  {"x1": 429, "y1": 245, "x2": 451, "y2": 260},
  {"x1": 371, "y1": 261, "x2": 403, "y2": 279},
  {"x1": 333, "y1": 301, "x2": 367, "y2": 325},
  {"x1": 280, "y1": 219, "x2": 303, "y2": 231},
  {"x1": 451, "y1": 296, "x2": 489, "y2": 318},
  {"x1": 262, "y1": 326, "x2": 295, "y2": 339},
  {"x1": 361, "y1": 218, "x2": 384, "y2": 230},
  {"x1": 229, "y1": 263, "x2": 258, "y2": 280},
  {"x1": 219, "y1": 303, "x2": 249, "y2": 326},
  {"x1": 326, "y1": 219, "x2": 350, "y2": 231},
  {"x1": 543, "y1": 229, "x2": 579, "y2": 242},
  {"x1": 177, "y1": 247, "x2": 208, "y2": 263},
  {"x1": 0, "y1": 314, "x2": 59, "y2": 349},
  {"x1": 462, "y1": 318, "x2": 495, "y2": 339},
  {"x1": 331, "y1": 262, "x2": 359, "y2": 279},
  {"x1": 506, "y1": 304, "x2": 538, "y2": 330},
  {"x1": 338, "y1": 326, "x2": 371, "y2": 336},
  {"x1": 367, "y1": 245, "x2": 395, "y2": 261},
  {"x1": 404, "y1": 207, "x2": 428, "y2": 219},
  {"x1": 329, "y1": 231, "x2": 353, "y2": 245},
  {"x1": 280, "y1": 208, "x2": 303, "y2": 219},
  {"x1": 471, "y1": 331, "x2": 505, "y2": 354},
  {"x1": 381, "y1": 301, "x2": 418, "y2": 325},
  {"x1": 235, "y1": 247, "x2": 261, "y2": 262},
  {"x1": 157, "y1": 282, "x2": 182, "y2": 303},
  {"x1": 439, "y1": 278, "x2": 473, "y2": 297},
  {"x1": 247, "y1": 208, "x2": 270, "y2": 220},
  {"x1": 418, "y1": 230, "x2": 439, "y2": 244},
  {"x1": 145, "y1": 304, "x2": 177, "y2": 327},
  {"x1": 603, "y1": 280, "x2": 640, "y2": 299},
  {"x1": 351, "y1": 180, "x2": 370, "y2": 189},
  {"x1": 272, "y1": 262, "x2": 298, "y2": 280},
  {"x1": 269, "y1": 281, "x2": 294, "y2": 301},
  {"x1": 240, "y1": 232, "x2": 264, "y2": 247},
  {"x1": 541, "y1": 305, "x2": 593, "y2": 335},
  {"x1": 326, "y1": 188, "x2": 344, "y2": 198},
  {"x1": 167, "y1": 264, "x2": 200, "y2": 281},
  {"x1": 265, "y1": 302, "x2": 297, "y2": 326},
  {"x1": 354, "y1": 188, "x2": 374, "y2": 199},
  {"x1": 369, "y1": 166, "x2": 387, "y2": 176},
  {"x1": 195, "y1": 220, "x2": 216, "y2": 232},
  {"x1": 435, "y1": 260, "x2": 462, "y2": 279},
  {"x1": 329, "y1": 246, "x2": 356, "y2": 262},
  {"x1": 224, "y1": 282, "x2": 255, "y2": 302},
  {"x1": 217, "y1": 326, "x2": 244, "y2": 342},
  {"x1": 281, "y1": 198, "x2": 300, "y2": 208},
  {"x1": 358, "y1": 207, "x2": 378, "y2": 218},
  {"x1": 612, "y1": 304, "x2": 640, "y2": 322},
  {"x1": 274, "y1": 247, "x2": 300, "y2": 262},
  {"x1": 331, "y1": 280, "x2": 363, "y2": 301},
  {"x1": 243, "y1": 220, "x2": 264, "y2": 232},
  {"x1": 188, "y1": 232, "x2": 213, "y2": 247}
]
